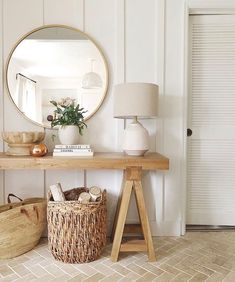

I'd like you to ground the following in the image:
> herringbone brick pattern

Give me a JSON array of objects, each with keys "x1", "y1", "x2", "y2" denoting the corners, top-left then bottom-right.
[{"x1": 1, "y1": 232, "x2": 235, "y2": 281}]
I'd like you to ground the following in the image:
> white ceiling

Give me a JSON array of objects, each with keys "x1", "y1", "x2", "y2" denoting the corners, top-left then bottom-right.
[{"x1": 11, "y1": 39, "x2": 104, "y2": 78}]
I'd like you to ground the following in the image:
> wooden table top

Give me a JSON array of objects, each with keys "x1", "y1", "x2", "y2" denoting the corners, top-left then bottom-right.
[{"x1": 0, "y1": 152, "x2": 169, "y2": 170}]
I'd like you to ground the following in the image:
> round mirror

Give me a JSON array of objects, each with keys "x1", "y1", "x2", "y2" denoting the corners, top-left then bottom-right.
[{"x1": 6, "y1": 25, "x2": 108, "y2": 128}]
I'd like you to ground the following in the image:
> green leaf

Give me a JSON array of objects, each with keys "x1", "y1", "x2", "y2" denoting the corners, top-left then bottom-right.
[{"x1": 50, "y1": 100, "x2": 57, "y2": 107}]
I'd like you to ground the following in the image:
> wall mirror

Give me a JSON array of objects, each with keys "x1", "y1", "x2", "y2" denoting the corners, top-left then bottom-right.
[{"x1": 6, "y1": 25, "x2": 108, "y2": 128}]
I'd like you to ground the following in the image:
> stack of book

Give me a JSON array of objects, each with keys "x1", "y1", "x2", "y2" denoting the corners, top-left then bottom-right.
[{"x1": 53, "y1": 144, "x2": 94, "y2": 157}]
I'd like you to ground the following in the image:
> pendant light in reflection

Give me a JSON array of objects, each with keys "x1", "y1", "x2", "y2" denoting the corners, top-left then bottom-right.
[{"x1": 82, "y1": 59, "x2": 102, "y2": 89}]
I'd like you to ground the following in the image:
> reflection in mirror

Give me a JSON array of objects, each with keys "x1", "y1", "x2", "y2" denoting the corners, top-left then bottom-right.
[{"x1": 7, "y1": 26, "x2": 108, "y2": 128}]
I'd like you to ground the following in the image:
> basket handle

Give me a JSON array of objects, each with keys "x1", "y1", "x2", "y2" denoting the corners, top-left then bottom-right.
[
  {"x1": 20, "y1": 205, "x2": 39, "y2": 225},
  {"x1": 7, "y1": 193, "x2": 23, "y2": 203}
]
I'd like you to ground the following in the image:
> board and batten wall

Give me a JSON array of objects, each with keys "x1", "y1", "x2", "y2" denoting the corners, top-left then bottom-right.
[{"x1": 0, "y1": 0, "x2": 185, "y2": 236}]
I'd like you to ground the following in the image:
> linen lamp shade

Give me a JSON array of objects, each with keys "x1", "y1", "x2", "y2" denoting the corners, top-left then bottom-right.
[
  {"x1": 113, "y1": 83, "x2": 158, "y2": 118},
  {"x1": 113, "y1": 83, "x2": 159, "y2": 156}
]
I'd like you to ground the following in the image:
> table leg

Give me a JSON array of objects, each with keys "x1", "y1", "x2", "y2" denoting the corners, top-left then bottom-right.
[
  {"x1": 110, "y1": 179, "x2": 133, "y2": 262},
  {"x1": 110, "y1": 171, "x2": 126, "y2": 242},
  {"x1": 110, "y1": 166, "x2": 156, "y2": 262},
  {"x1": 134, "y1": 180, "x2": 156, "y2": 261}
]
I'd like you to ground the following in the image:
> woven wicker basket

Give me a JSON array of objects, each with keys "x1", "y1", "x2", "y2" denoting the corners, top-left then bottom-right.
[
  {"x1": 47, "y1": 187, "x2": 107, "y2": 263},
  {"x1": 0, "y1": 194, "x2": 47, "y2": 259}
]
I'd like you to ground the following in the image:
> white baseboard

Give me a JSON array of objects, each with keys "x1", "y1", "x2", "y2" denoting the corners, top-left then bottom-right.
[{"x1": 154, "y1": 220, "x2": 182, "y2": 236}]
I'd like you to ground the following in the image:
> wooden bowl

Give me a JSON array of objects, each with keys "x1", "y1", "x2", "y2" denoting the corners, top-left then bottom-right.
[
  {"x1": 1, "y1": 131, "x2": 45, "y2": 156},
  {"x1": 2, "y1": 131, "x2": 45, "y2": 144}
]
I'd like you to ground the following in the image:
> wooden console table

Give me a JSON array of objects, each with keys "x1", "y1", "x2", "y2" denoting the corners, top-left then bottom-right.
[{"x1": 0, "y1": 152, "x2": 169, "y2": 262}]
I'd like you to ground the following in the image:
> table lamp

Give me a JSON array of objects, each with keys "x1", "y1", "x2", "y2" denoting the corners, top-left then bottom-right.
[{"x1": 113, "y1": 82, "x2": 159, "y2": 156}]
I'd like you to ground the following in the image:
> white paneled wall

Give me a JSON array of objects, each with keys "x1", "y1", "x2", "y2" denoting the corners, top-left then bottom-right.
[
  {"x1": 3, "y1": 0, "x2": 45, "y2": 199},
  {"x1": 126, "y1": 0, "x2": 156, "y2": 83},
  {"x1": 162, "y1": 0, "x2": 185, "y2": 234},
  {"x1": 44, "y1": 0, "x2": 84, "y2": 27},
  {"x1": 0, "y1": 0, "x2": 186, "y2": 235}
]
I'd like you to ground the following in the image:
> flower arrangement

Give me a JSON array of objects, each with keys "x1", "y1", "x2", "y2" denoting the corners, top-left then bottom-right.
[{"x1": 47, "y1": 97, "x2": 87, "y2": 135}]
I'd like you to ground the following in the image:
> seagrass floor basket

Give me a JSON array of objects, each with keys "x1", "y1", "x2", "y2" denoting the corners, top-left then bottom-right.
[
  {"x1": 47, "y1": 188, "x2": 107, "y2": 263},
  {"x1": 0, "y1": 194, "x2": 47, "y2": 259}
]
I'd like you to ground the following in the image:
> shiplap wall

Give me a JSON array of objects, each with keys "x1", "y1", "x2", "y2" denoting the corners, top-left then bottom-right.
[{"x1": 0, "y1": 0, "x2": 185, "y2": 236}]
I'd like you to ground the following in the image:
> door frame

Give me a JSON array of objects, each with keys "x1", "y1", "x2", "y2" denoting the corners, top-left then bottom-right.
[{"x1": 181, "y1": 1, "x2": 235, "y2": 234}]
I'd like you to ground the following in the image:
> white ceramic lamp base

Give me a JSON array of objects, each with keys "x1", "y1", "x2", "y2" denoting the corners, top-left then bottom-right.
[{"x1": 123, "y1": 120, "x2": 149, "y2": 156}]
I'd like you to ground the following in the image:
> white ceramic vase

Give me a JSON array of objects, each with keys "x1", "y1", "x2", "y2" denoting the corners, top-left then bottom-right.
[{"x1": 58, "y1": 125, "x2": 79, "y2": 145}]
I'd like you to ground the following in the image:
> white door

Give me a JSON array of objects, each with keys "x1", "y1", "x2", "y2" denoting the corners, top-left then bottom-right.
[{"x1": 187, "y1": 15, "x2": 235, "y2": 225}]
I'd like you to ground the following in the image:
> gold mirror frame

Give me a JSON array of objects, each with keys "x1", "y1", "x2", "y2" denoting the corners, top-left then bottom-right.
[{"x1": 5, "y1": 24, "x2": 109, "y2": 129}]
